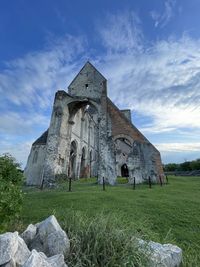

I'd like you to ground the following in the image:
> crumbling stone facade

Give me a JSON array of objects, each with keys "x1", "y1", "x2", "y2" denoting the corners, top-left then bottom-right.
[{"x1": 25, "y1": 62, "x2": 164, "y2": 186}]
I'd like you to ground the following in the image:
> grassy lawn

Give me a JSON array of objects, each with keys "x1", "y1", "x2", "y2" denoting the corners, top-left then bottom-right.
[{"x1": 20, "y1": 176, "x2": 200, "y2": 266}]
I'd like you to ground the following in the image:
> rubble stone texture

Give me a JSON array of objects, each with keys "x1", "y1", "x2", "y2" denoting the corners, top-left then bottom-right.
[{"x1": 24, "y1": 61, "x2": 164, "y2": 186}]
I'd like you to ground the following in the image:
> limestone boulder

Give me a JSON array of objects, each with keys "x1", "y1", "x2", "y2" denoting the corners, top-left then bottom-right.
[
  {"x1": 27, "y1": 215, "x2": 70, "y2": 257},
  {"x1": 0, "y1": 232, "x2": 18, "y2": 265},
  {"x1": 22, "y1": 250, "x2": 51, "y2": 267},
  {"x1": 21, "y1": 250, "x2": 68, "y2": 267},
  {"x1": 148, "y1": 241, "x2": 182, "y2": 267},
  {"x1": 0, "y1": 232, "x2": 31, "y2": 267},
  {"x1": 1, "y1": 259, "x2": 16, "y2": 267},
  {"x1": 21, "y1": 224, "x2": 37, "y2": 246},
  {"x1": 137, "y1": 238, "x2": 182, "y2": 267},
  {"x1": 14, "y1": 235, "x2": 31, "y2": 266}
]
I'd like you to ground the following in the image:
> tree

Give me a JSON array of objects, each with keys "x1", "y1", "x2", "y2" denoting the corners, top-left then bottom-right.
[
  {"x1": 180, "y1": 161, "x2": 192, "y2": 171},
  {"x1": 0, "y1": 154, "x2": 24, "y2": 231},
  {"x1": 190, "y1": 159, "x2": 200, "y2": 170},
  {"x1": 163, "y1": 163, "x2": 178, "y2": 172}
]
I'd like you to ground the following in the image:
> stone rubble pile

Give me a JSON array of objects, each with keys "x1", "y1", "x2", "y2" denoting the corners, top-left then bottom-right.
[
  {"x1": 0, "y1": 215, "x2": 182, "y2": 267},
  {"x1": 0, "y1": 216, "x2": 69, "y2": 267}
]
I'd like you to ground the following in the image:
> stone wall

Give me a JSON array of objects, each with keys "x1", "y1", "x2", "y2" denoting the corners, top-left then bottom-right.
[
  {"x1": 24, "y1": 145, "x2": 46, "y2": 186},
  {"x1": 107, "y1": 98, "x2": 164, "y2": 183}
]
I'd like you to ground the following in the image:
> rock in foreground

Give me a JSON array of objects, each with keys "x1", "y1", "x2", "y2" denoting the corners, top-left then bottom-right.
[
  {"x1": 21, "y1": 215, "x2": 70, "y2": 257},
  {"x1": 138, "y1": 238, "x2": 182, "y2": 267},
  {"x1": 0, "y1": 216, "x2": 69, "y2": 267}
]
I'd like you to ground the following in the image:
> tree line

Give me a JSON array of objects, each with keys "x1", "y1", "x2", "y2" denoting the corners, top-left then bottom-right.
[{"x1": 163, "y1": 158, "x2": 200, "y2": 172}]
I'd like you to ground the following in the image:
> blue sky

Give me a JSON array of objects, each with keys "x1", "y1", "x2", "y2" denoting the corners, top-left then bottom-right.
[{"x1": 0, "y1": 0, "x2": 200, "y2": 167}]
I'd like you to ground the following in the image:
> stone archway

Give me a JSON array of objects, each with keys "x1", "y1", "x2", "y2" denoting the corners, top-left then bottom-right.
[
  {"x1": 43, "y1": 89, "x2": 117, "y2": 186},
  {"x1": 121, "y1": 163, "x2": 129, "y2": 177}
]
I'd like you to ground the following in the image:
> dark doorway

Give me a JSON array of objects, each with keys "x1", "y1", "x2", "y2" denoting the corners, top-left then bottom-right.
[{"x1": 121, "y1": 164, "x2": 129, "y2": 177}]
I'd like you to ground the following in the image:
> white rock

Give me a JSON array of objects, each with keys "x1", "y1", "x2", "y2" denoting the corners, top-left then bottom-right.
[
  {"x1": 31, "y1": 215, "x2": 70, "y2": 257},
  {"x1": 22, "y1": 250, "x2": 68, "y2": 267},
  {"x1": 46, "y1": 254, "x2": 68, "y2": 267},
  {"x1": 162, "y1": 244, "x2": 182, "y2": 266},
  {"x1": 14, "y1": 235, "x2": 31, "y2": 266},
  {"x1": 21, "y1": 224, "x2": 37, "y2": 246},
  {"x1": 0, "y1": 232, "x2": 18, "y2": 265},
  {"x1": 137, "y1": 239, "x2": 182, "y2": 267},
  {"x1": 45, "y1": 230, "x2": 69, "y2": 257},
  {"x1": 1, "y1": 259, "x2": 16, "y2": 267},
  {"x1": 22, "y1": 249, "x2": 51, "y2": 267}
]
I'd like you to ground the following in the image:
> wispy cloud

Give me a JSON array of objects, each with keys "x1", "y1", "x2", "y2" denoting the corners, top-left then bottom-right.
[
  {"x1": 0, "y1": 34, "x2": 87, "y2": 109},
  {"x1": 0, "y1": 112, "x2": 49, "y2": 135},
  {"x1": 155, "y1": 142, "x2": 200, "y2": 152},
  {"x1": 97, "y1": 34, "x2": 200, "y2": 135},
  {"x1": 98, "y1": 10, "x2": 143, "y2": 53},
  {"x1": 150, "y1": 0, "x2": 177, "y2": 28}
]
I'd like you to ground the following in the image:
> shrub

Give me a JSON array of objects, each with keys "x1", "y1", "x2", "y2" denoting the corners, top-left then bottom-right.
[{"x1": 0, "y1": 153, "x2": 24, "y2": 232}]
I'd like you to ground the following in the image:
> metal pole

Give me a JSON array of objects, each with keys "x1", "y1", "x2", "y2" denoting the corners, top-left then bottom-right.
[
  {"x1": 159, "y1": 175, "x2": 163, "y2": 186},
  {"x1": 148, "y1": 176, "x2": 152, "y2": 189},
  {"x1": 68, "y1": 177, "x2": 72, "y2": 192},
  {"x1": 133, "y1": 177, "x2": 136, "y2": 190},
  {"x1": 103, "y1": 177, "x2": 105, "y2": 191}
]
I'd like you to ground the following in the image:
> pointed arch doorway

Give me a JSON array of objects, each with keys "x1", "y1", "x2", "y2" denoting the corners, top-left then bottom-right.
[{"x1": 121, "y1": 164, "x2": 129, "y2": 177}]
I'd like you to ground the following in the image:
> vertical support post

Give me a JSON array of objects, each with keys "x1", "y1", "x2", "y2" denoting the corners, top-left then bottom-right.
[
  {"x1": 159, "y1": 175, "x2": 163, "y2": 186},
  {"x1": 133, "y1": 177, "x2": 136, "y2": 190},
  {"x1": 103, "y1": 177, "x2": 106, "y2": 191},
  {"x1": 166, "y1": 175, "x2": 169, "y2": 184},
  {"x1": 148, "y1": 176, "x2": 152, "y2": 189},
  {"x1": 40, "y1": 167, "x2": 45, "y2": 190},
  {"x1": 68, "y1": 177, "x2": 72, "y2": 192}
]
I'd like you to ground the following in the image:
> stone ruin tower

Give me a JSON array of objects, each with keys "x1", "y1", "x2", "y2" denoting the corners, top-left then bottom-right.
[{"x1": 24, "y1": 62, "x2": 164, "y2": 187}]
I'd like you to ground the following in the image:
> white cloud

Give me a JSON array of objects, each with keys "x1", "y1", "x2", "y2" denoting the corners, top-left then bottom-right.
[
  {"x1": 0, "y1": 112, "x2": 49, "y2": 135},
  {"x1": 150, "y1": 0, "x2": 176, "y2": 28},
  {"x1": 0, "y1": 34, "x2": 87, "y2": 109},
  {"x1": 0, "y1": 139, "x2": 33, "y2": 168},
  {"x1": 155, "y1": 142, "x2": 200, "y2": 152},
  {"x1": 98, "y1": 10, "x2": 143, "y2": 53},
  {"x1": 96, "y1": 35, "x2": 200, "y2": 135}
]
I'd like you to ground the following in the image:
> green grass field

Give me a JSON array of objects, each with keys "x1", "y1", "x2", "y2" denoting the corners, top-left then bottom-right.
[{"x1": 19, "y1": 176, "x2": 200, "y2": 266}]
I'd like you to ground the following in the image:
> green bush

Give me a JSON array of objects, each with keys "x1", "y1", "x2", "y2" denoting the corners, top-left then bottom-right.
[{"x1": 0, "y1": 154, "x2": 24, "y2": 232}]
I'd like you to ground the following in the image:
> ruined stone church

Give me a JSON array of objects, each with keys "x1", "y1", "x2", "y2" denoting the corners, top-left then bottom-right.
[{"x1": 25, "y1": 62, "x2": 163, "y2": 187}]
